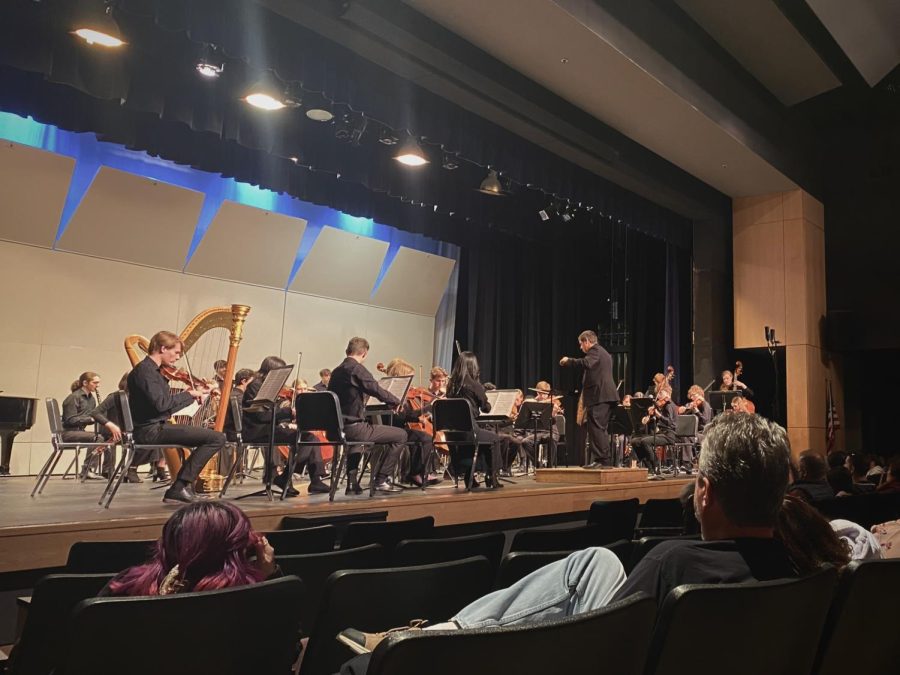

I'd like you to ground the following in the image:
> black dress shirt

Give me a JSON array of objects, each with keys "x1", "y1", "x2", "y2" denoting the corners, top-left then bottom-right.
[
  {"x1": 62, "y1": 389, "x2": 109, "y2": 429},
  {"x1": 126, "y1": 357, "x2": 195, "y2": 428},
  {"x1": 313, "y1": 382, "x2": 328, "y2": 392},
  {"x1": 648, "y1": 401, "x2": 678, "y2": 434},
  {"x1": 241, "y1": 378, "x2": 292, "y2": 441},
  {"x1": 328, "y1": 357, "x2": 400, "y2": 423},
  {"x1": 449, "y1": 376, "x2": 490, "y2": 416}
]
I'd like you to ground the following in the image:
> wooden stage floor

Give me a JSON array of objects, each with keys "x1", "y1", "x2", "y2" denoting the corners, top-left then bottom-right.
[{"x1": 0, "y1": 473, "x2": 690, "y2": 573}]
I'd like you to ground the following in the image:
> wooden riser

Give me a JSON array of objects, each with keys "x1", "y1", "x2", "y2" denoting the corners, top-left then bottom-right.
[{"x1": 534, "y1": 467, "x2": 649, "y2": 485}]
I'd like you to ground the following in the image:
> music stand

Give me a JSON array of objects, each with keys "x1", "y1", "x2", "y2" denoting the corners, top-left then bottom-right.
[
  {"x1": 515, "y1": 401, "x2": 553, "y2": 472},
  {"x1": 626, "y1": 397, "x2": 654, "y2": 469},
  {"x1": 609, "y1": 404, "x2": 638, "y2": 467},
  {"x1": 235, "y1": 365, "x2": 294, "y2": 502},
  {"x1": 708, "y1": 390, "x2": 743, "y2": 415}
]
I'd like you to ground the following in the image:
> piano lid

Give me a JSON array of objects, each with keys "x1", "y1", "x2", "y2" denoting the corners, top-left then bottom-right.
[{"x1": 0, "y1": 395, "x2": 39, "y2": 431}]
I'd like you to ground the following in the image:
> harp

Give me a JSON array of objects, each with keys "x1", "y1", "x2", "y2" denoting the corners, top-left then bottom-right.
[{"x1": 124, "y1": 304, "x2": 251, "y2": 493}]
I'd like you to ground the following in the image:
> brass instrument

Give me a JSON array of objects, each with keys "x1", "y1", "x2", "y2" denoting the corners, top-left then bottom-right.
[{"x1": 124, "y1": 304, "x2": 250, "y2": 493}]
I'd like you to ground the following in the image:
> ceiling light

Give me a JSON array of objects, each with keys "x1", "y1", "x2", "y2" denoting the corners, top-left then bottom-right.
[
  {"x1": 306, "y1": 108, "x2": 334, "y2": 122},
  {"x1": 538, "y1": 209, "x2": 550, "y2": 222},
  {"x1": 394, "y1": 136, "x2": 429, "y2": 167},
  {"x1": 196, "y1": 45, "x2": 224, "y2": 79},
  {"x1": 242, "y1": 71, "x2": 298, "y2": 111},
  {"x1": 477, "y1": 169, "x2": 505, "y2": 196},
  {"x1": 72, "y1": 1, "x2": 125, "y2": 48}
]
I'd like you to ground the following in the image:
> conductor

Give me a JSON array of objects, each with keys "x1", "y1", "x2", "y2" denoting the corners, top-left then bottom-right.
[{"x1": 560, "y1": 330, "x2": 618, "y2": 468}]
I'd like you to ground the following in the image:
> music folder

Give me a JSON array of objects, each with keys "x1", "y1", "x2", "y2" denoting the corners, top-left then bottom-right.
[
  {"x1": 365, "y1": 375, "x2": 414, "y2": 413},
  {"x1": 479, "y1": 389, "x2": 519, "y2": 422},
  {"x1": 245, "y1": 365, "x2": 294, "y2": 412}
]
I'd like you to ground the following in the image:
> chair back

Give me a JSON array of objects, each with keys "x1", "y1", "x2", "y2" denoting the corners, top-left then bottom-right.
[
  {"x1": 432, "y1": 398, "x2": 477, "y2": 435},
  {"x1": 295, "y1": 391, "x2": 344, "y2": 442},
  {"x1": 264, "y1": 525, "x2": 337, "y2": 556},
  {"x1": 65, "y1": 540, "x2": 156, "y2": 574},
  {"x1": 340, "y1": 516, "x2": 435, "y2": 552},
  {"x1": 276, "y1": 544, "x2": 387, "y2": 635},
  {"x1": 300, "y1": 557, "x2": 493, "y2": 675},
  {"x1": 814, "y1": 559, "x2": 900, "y2": 675},
  {"x1": 281, "y1": 511, "x2": 388, "y2": 531},
  {"x1": 587, "y1": 497, "x2": 640, "y2": 542},
  {"x1": 394, "y1": 532, "x2": 506, "y2": 572},
  {"x1": 628, "y1": 535, "x2": 701, "y2": 574},
  {"x1": 637, "y1": 498, "x2": 684, "y2": 536},
  {"x1": 115, "y1": 391, "x2": 135, "y2": 435},
  {"x1": 45, "y1": 398, "x2": 64, "y2": 438},
  {"x1": 6, "y1": 573, "x2": 113, "y2": 675},
  {"x1": 228, "y1": 392, "x2": 244, "y2": 435},
  {"x1": 603, "y1": 539, "x2": 635, "y2": 567},
  {"x1": 645, "y1": 567, "x2": 838, "y2": 675},
  {"x1": 675, "y1": 414, "x2": 698, "y2": 438},
  {"x1": 510, "y1": 523, "x2": 610, "y2": 553},
  {"x1": 496, "y1": 551, "x2": 572, "y2": 589},
  {"x1": 59, "y1": 576, "x2": 304, "y2": 675},
  {"x1": 367, "y1": 593, "x2": 657, "y2": 675},
  {"x1": 555, "y1": 414, "x2": 566, "y2": 437}
]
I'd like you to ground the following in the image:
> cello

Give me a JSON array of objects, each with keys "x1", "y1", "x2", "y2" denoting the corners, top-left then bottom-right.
[{"x1": 734, "y1": 361, "x2": 756, "y2": 413}]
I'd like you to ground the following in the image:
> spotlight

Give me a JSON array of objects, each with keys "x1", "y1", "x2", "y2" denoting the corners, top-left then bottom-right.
[
  {"x1": 394, "y1": 136, "x2": 429, "y2": 166},
  {"x1": 242, "y1": 71, "x2": 298, "y2": 111},
  {"x1": 196, "y1": 44, "x2": 224, "y2": 79},
  {"x1": 306, "y1": 103, "x2": 334, "y2": 122},
  {"x1": 441, "y1": 151, "x2": 460, "y2": 170},
  {"x1": 538, "y1": 209, "x2": 550, "y2": 222},
  {"x1": 561, "y1": 211, "x2": 573, "y2": 222},
  {"x1": 378, "y1": 128, "x2": 400, "y2": 146},
  {"x1": 477, "y1": 169, "x2": 505, "y2": 196},
  {"x1": 72, "y1": 1, "x2": 125, "y2": 48}
]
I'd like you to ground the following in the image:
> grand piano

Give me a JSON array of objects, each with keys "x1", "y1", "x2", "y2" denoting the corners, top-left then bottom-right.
[{"x1": 0, "y1": 395, "x2": 39, "y2": 475}]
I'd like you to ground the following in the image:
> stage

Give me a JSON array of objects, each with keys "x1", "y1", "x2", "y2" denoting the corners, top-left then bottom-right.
[{"x1": 0, "y1": 472, "x2": 690, "y2": 574}]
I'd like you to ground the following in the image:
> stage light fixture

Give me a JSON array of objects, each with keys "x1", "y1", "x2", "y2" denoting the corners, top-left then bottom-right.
[
  {"x1": 477, "y1": 169, "x2": 505, "y2": 196},
  {"x1": 538, "y1": 209, "x2": 550, "y2": 221},
  {"x1": 72, "y1": 1, "x2": 125, "y2": 48},
  {"x1": 378, "y1": 128, "x2": 399, "y2": 146},
  {"x1": 196, "y1": 44, "x2": 224, "y2": 79},
  {"x1": 394, "y1": 136, "x2": 429, "y2": 166},
  {"x1": 561, "y1": 211, "x2": 573, "y2": 222},
  {"x1": 242, "y1": 71, "x2": 298, "y2": 111},
  {"x1": 334, "y1": 112, "x2": 368, "y2": 145},
  {"x1": 441, "y1": 151, "x2": 460, "y2": 170}
]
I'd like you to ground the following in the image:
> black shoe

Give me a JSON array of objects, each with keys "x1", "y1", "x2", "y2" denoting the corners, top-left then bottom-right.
[
  {"x1": 273, "y1": 474, "x2": 299, "y2": 497},
  {"x1": 163, "y1": 484, "x2": 196, "y2": 504},
  {"x1": 153, "y1": 467, "x2": 169, "y2": 483},
  {"x1": 308, "y1": 480, "x2": 330, "y2": 494},
  {"x1": 582, "y1": 462, "x2": 601, "y2": 470},
  {"x1": 124, "y1": 468, "x2": 143, "y2": 484}
]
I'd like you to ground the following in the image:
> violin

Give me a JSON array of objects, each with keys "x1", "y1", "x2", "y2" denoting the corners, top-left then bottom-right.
[{"x1": 160, "y1": 365, "x2": 215, "y2": 397}]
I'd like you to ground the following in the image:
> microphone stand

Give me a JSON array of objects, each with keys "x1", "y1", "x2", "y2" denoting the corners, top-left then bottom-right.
[{"x1": 766, "y1": 332, "x2": 781, "y2": 422}]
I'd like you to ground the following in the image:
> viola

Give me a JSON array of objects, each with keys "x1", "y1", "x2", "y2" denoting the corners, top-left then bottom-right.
[{"x1": 160, "y1": 364, "x2": 213, "y2": 392}]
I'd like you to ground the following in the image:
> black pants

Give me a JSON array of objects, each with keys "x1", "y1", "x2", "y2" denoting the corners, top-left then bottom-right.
[
  {"x1": 451, "y1": 428, "x2": 505, "y2": 474},
  {"x1": 404, "y1": 428, "x2": 433, "y2": 479},
  {"x1": 585, "y1": 403, "x2": 613, "y2": 465},
  {"x1": 134, "y1": 423, "x2": 225, "y2": 485},
  {"x1": 519, "y1": 430, "x2": 558, "y2": 467},
  {"x1": 343, "y1": 422, "x2": 406, "y2": 481},
  {"x1": 631, "y1": 431, "x2": 675, "y2": 471},
  {"x1": 61, "y1": 429, "x2": 113, "y2": 473},
  {"x1": 246, "y1": 427, "x2": 325, "y2": 483}
]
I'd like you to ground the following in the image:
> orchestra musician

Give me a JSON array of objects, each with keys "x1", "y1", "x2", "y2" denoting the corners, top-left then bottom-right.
[
  {"x1": 678, "y1": 385, "x2": 712, "y2": 434},
  {"x1": 127, "y1": 331, "x2": 226, "y2": 504},
  {"x1": 213, "y1": 359, "x2": 228, "y2": 390},
  {"x1": 313, "y1": 368, "x2": 332, "y2": 392},
  {"x1": 62, "y1": 371, "x2": 121, "y2": 481},
  {"x1": 242, "y1": 356, "x2": 329, "y2": 497},
  {"x1": 721, "y1": 370, "x2": 753, "y2": 398},
  {"x1": 329, "y1": 337, "x2": 407, "y2": 494},
  {"x1": 516, "y1": 381, "x2": 562, "y2": 468},
  {"x1": 559, "y1": 330, "x2": 618, "y2": 468},
  {"x1": 427, "y1": 367, "x2": 449, "y2": 398},
  {"x1": 447, "y1": 351, "x2": 508, "y2": 488},
  {"x1": 629, "y1": 388, "x2": 676, "y2": 480}
]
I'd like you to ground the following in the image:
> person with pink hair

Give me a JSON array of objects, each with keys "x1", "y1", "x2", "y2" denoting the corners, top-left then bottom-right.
[{"x1": 103, "y1": 501, "x2": 276, "y2": 596}]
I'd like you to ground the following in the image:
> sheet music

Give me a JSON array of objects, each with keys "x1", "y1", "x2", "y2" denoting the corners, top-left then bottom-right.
[
  {"x1": 254, "y1": 365, "x2": 294, "y2": 404},
  {"x1": 481, "y1": 389, "x2": 519, "y2": 418},
  {"x1": 173, "y1": 400, "x2": 200, "y2": 417},
  {"x1": 366, "y1": 375, "x2": 413, "y2": 408}
]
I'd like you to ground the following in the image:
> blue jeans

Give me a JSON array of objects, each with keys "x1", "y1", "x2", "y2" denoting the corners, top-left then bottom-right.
[{"x1": 453, "y1": 547, "x2": 626, "y2": 629}]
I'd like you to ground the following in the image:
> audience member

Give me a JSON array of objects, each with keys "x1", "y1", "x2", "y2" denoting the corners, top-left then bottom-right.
[
  {"x1": 826, "y1": 466, "x2": 855, "y2": 497},
  {"x1": 826, "y1": 450, "x2": 848, "y2": 470},
  {"x1": 876, "y1": 457, "x2": 900, "y2": 494},
  {"x1": 775, "y1": 495, "x2": 851, "y2": 573},
  {"x1": 787, "y1": 450, "x2": 834, "y2": 502},
  {"x1": 847, "y1": 453, "x2": 877, "y2": 494}
]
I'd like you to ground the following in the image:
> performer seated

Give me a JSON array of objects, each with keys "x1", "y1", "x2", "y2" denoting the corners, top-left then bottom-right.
[
  {"x1": 720, "y1": 369, "x2": 754, "y2": 398},
  {"x1": 313, "y1": 368, "x2": 331, "y2": 392},
  {"x1": 213, "y1": 359, "x2": 228, "y2": 390},
  {"x1": 677, "y1": 384, "x2": 712, "y2": 472},
  {"x1": 127, "y1": 331, "x2": 226, "y2": 504},
  {"x1": 329, "y1": 337, "x2": 406, "y2": 494},
  {"x1": 515, "y1": 381, "x2": 561, "y2": 468},
  {"x1": 61, "y1": 371, "x2": 121, "y2": 480},
  {"x1": 427, "y1": 367, "x2": 448, "y2": 398},
  {"x1": 630, "y1": 389, "x2": 677, "y2": 480},
  {"x1": 242, "y1": 356, "x2": 329, "y2": 497},
  {"x1": 381, "y1": 358, "x2": 439, "y2": 487},
  {"x1": 447, "y1": 351, "x2": 507, "y2": 488}
]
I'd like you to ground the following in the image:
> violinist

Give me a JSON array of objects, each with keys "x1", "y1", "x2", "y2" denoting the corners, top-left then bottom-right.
[
  {"x1": 629, "y1": 389, "x2": 677, "y2": 480},
  {"x1": 428, "y1": 367, "x2": 448, "y2": 398},
  {"x1": 213, "y1": 359, "x2": 228, "y2": 390},
  {"x1": 516, "y1": 382, "x2": 562, "y2": 468},
  {"x1": 382, "y1": 359, "x2": 439, "y2": 487},
  {"x1": 127, "y1": 331, "x2": 226, "y2": 504},
  {"x1": 242, "y1": 356, "x2": 329, "y2": 497},
  {"x1": 678, "y1": 385, "x2": 712, "y2": 434},
  {"x1": 313, "y1": 368, "x2": 331, "y2": 392}
]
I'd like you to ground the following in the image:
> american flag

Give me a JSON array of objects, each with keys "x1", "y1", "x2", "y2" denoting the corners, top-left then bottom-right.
[{"x1": 826, "y1": 379, "x2": 840, "y2": 452}]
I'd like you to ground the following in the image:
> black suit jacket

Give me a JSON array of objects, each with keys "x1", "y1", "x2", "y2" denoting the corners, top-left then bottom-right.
[{"x1": 563, "y1": 343, "x2": 618, "y2": 406}]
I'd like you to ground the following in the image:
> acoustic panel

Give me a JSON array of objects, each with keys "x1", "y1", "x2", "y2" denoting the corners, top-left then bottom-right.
[
  {"x1": 186, "y1": 200, "x2": 306, "y2": 288},
  {"x1": 371, "y1": 247, "x2": 455, "y2": 316},
  {"x1": 57, "y1": 167, "x2": 203, "y2": 271},
  {"x1": 0, "y1": 141, "x2": 75, "y2": 248},
  {"x1": 289, "y1": 226, "x2": 388, "y2": 302}
]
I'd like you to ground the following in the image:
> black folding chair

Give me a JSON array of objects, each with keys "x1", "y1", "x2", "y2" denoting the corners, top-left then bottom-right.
[
  {"x1": 299, "y1": 557, "x2": 493, "y2": 675},
  {"x1": 4, "y1": 573, "x2": 113, "y2": 675},
  {"x1": 219, "y1": 392, "x2": 268, "y2": 497},
  {"x1": 99, "y1": 392, "x2": 190, "y2": 508},
  {"x1": 263, "y1": 525, "x2": 337, "y2": 555},
  {"x1": 645, "y1": 567, "x2": 838, "y2": 675},
  {"x1": 65, "y1": 540, "x2": 155, "y2": 573},
  {"x1": 59, "y1": 576, "x2": 304, "y2": 675},
  {"x1": 432, "y1": 398, "x2": 499, "y2": 491},
  {"x1": 814, "y1": 559, "x2": 900, "y2": 675},
  {"x1": 33, "y1": 398, "x2": 115, "y2": 496},
  {"x1": 669, "y1": 414, "x2": 699, "y2": 473},
  {"x1": 340, "y1": 516, "x2": 435, "y2": 553},
  {"x1": 635, "y1": 498, "x2": 685, "y2": 537},
  {"x1": 394, "y1": 531, "x2": 506, "y2": 572},
  {"x1": 291, "y1": 391, "x2": 380, "y2": 501},
  {"x1": 496, "y1": 551, "x2": 573, "y2": 589},
  {"x1": 586, "y1": 497, "x2": 641, "y2": 543},
  {"x1": 276, "y1": 544, "x2": 387, "y2": 636},
  {"x1": 367, "y1": 593, "x2": 657, "y2": 675},
  {"x1": 510, "y1": 523, "x2": 610, "y2": 553}
]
